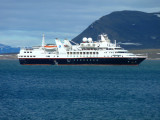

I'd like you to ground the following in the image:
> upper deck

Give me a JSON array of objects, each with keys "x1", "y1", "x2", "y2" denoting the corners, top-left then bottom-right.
[{"x1": 18, "y1": 34, "x2": 147, "y2": 59}]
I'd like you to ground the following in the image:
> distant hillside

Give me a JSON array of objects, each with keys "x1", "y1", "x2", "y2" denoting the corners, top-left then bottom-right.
[
  {"x1": 0, "y1": 44, "x2": 20, "y2": 54},
  {"x1": 72, "y1": 10, "x2": 160, "y2": 49},
  {"x1": 130, "y1": 49, "x2": 160, "y2": 59}
]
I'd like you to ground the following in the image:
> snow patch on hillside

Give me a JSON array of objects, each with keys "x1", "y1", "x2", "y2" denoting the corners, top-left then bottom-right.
[
  {"x1": 118, "y1": 42, "x2": 142, "y2": 46},
  {"x1": 154, "y1": 14, "x2": 160, "y2": 18}
]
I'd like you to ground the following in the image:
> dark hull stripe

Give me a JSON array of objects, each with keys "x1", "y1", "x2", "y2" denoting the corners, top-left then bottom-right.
[
  {"x1": 21, "y1": 64, "x2": 138, "y2": 66},
  {"x1": 19, "y1": 57, "x2": 146, "y2": 59},
  {"x1": 22, "y1": 64, "x2": 52, "y2": 65},
  {"x1": 19, "y1": 58, "x2": 146, "y2": 65},
  {"x1": 58, "y1": 64, "x2": 139, "y2": 66}
]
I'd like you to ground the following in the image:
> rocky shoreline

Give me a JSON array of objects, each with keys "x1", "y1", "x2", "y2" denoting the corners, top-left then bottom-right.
[{"x1": 0, "y1": 54, "x2": 18, "y2": 60}]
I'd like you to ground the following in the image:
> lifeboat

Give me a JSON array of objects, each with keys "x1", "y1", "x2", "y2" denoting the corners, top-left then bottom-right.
[{"x1": 44, "y1": 44, "x2": 57, "y2": 50}]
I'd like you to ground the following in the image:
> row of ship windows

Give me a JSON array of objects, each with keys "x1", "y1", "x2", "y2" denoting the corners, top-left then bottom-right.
[
  {"x1": 82, "y1": 48, "x2": 99, "y2": 50},
  {"x1": 115, "y1": 52, "x2": 127, "y2": 53},
  {"x1": 67, "y1": 52, "x2": 99, "y2": 55},
  {"x1": 82, "y1": 48, "x2": 122, "y2": 50},
  {"x1": 82, "y1": 48, "x2": 109, "y2": 50},
  {"x1": 24, "y1": 51, "x2": 32, "y2": 53},
  {"x1": 67, "y1": 55, "x2": 98, "y2": 57},
  {"x1": 20, "y1": 56, "x2": 36, "y2": 57},
  {"x1": 82, "y1": 48, "x2": 120, "y2": 50},
  {"x1": 104, "y1": 52, "x2": 114, "y2": 53},
  {"x1": 70, "y1": 59, "x2": 99, "y2": 62},
  {"x1": 81, "y1": 44, "x2": 96, "y2": 47},
  {"x1": 46, "y1": 55, "x2": 98, "y2": 57},
  {"x1": 81, "y1": 44, "x2": 114, "y2": 47},
  {"x1": 104, "y1": 52, "x2": 126, "y2": 53}
]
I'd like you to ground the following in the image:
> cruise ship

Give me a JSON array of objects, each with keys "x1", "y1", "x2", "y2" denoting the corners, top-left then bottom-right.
[{"x1": 18, "y1": 34, "x2": 147, "y2": 65}]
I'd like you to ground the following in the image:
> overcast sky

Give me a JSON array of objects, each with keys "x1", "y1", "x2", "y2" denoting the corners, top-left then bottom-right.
[{"x1": 0, "y1": 0, "x2": 160, "y2": 47}]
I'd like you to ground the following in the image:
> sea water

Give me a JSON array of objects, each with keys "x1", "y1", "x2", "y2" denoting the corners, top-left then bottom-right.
[{"x1": 0, "y1": 60, "x2": 160, "y2": 120}]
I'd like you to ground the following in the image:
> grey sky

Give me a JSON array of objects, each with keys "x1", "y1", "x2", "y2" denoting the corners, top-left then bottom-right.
[{"x1": 0, "y1": 0, "x2": 160, "y2": 47}]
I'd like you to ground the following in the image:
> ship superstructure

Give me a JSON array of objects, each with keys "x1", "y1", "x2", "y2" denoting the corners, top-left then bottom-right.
[{"x1": 18, "y1": 34, "x2": 146, "y2": 65}]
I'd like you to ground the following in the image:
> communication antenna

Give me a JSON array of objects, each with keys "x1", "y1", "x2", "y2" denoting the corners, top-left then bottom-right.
[{"x1": 42, "y1": 34, "x2": 45, "y2": 47}]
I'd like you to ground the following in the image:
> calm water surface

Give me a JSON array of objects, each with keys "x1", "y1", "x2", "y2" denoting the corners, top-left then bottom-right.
[{"x1": 0, "y1": 60, "x2": 160, "y2": 120}]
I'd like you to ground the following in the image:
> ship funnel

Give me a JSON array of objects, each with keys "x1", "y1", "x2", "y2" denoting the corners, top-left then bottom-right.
[
  {"x1": 100, "y1": 34, "x2": 106, "y2": 42},
  {"x1": 42, "y1": 34, "x2": 45, "y2": 47},
  {"x1": 100, "y1": 34, "x2": 110, "y2": 43}
]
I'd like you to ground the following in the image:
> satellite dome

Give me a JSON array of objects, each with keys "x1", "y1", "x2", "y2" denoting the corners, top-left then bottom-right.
[
  {"x1": 88, "y1": 38, "x2": 93, "y2": 43},
  {"x1": 82, "y1": 37, "x2": 87, "y2": 42}
]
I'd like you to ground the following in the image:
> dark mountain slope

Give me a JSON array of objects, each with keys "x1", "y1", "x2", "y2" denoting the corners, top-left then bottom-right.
[{"x1": 72, "y1": 11, "x2": 160, "y2": 49}]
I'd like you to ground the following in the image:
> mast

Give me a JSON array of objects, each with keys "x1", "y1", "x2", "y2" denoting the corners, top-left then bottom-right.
[{"x1": 42, "y1": 34, "x2": 45, "y2": 47}]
